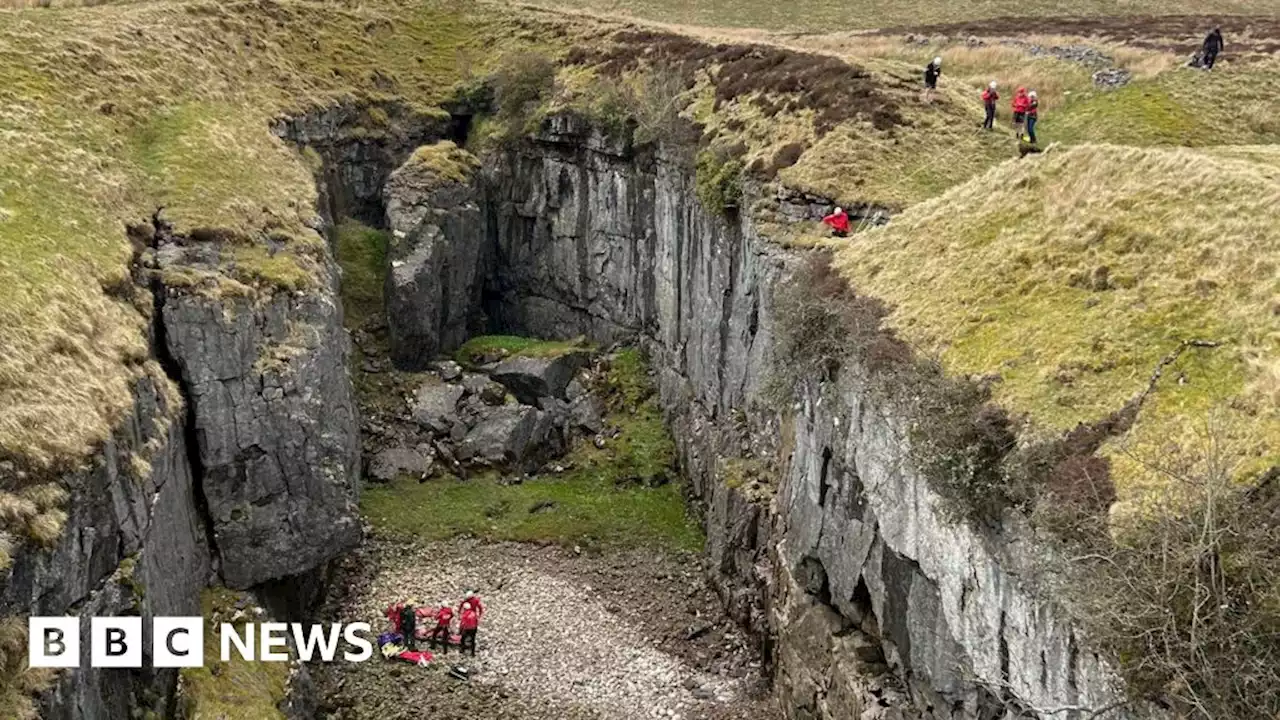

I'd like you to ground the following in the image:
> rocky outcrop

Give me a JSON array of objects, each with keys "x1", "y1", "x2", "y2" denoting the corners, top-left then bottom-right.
[
  {"x1": 386, "y1": 111, "x2": 1144, "y2": 719},
  {"x1": 157, "y1": 244, "x2": 362, "y2": 590},
  {"x1": 1, "y1": 371, "x2": 210, "y2": 720},
  {"x1": 383, "y1": 145, "x2": 488, "y2": 369},
  {"x1": 274, "y1": 100, "x2": 453, "y2": 226}
]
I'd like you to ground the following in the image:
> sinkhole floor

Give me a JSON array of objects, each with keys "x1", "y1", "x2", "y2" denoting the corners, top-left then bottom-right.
[{"x1": 312, "y1": 538, "x2": 781, "y2": 720}]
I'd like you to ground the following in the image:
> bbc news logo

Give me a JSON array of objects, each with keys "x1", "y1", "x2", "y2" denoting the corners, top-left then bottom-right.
[{"x1": 29, "y1": 617, "x2": 374, "y2": 668}]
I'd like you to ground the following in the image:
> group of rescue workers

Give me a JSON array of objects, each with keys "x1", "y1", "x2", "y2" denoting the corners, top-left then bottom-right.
[
  {"x1": 386, "y1": 590, "x2": 485, "y2": 657},
  {"x1": 924, "y1": 55, "x2": 1042, "y2": 142},
  {"x1": 820, "y1": 28, "x2": 1228, "y2": 238}
]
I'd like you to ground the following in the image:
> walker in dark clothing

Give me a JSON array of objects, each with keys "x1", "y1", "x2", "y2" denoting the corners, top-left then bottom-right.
[
  {"x1": 399, "y1": 606, "x2": 417, "y2": 651},
  {"x1": 924, "y1": 61, "x2": 941, "y2": 90},
  {"x1": 1202, "y1": 29, "x2": 1224, "y2": 69}
]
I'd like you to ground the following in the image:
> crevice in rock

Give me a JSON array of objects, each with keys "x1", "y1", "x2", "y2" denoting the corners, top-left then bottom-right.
[
  {"x1": 137, "y1": 210, "x2": 223, "y2": 582},
  {"x1": 818, "y1": 446, "x2": 832, "y2": 508}
]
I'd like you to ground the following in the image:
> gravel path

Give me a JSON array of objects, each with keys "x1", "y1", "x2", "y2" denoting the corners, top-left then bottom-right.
[{"x1": 313, "y1": 539, "x2": 780, "y2": 720}]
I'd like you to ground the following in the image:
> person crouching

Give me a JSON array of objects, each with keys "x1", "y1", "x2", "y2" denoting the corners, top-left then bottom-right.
[{"x1": 822, "y1": 207, "x2": 850, "y2": 238}]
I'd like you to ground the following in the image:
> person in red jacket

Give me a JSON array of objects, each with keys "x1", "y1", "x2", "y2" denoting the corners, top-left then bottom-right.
[
  {"x1": 430, "y1": 600, "x2": 454, "y2": 652},
  {"x1": 822, "y1": 207, "x2": 850, "y2": 238},
  {"x1": 459, "y1": 601, "x2": 480, "y2": 656},
  {"x1": 385, "y1": 602, "x2": 404, "y2": 634},
  {"x1": 459, "y1": 589, "x2": 485, "y2": 620},
  {"x1": 1011, "y1": 87, "x2": 1030, "y2": 138},
  {"x1": 981, "y1": 81, "x2": 999, "y2": 130}
]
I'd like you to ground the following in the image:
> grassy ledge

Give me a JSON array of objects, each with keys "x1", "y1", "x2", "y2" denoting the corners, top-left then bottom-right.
[
  {"x1": 179, "y1": 588, "x2": 288, "y2": 720},
  {"x1": 454, "y1": 334, "x2": 593, "y2": 366}
]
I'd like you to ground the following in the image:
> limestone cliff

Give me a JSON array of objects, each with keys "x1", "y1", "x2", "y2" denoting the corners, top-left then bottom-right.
[
  {"x1": 0, "y1": 220, "x2": 360, "y2": 718},
  {"x1": 386, "y1": 113, "x2": 1143, "y2": 719}
]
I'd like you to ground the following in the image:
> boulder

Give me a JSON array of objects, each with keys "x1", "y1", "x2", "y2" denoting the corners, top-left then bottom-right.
[
  {"x1": 431, "y1": 360, "x2": 464, "y2": 381},
  {"x1": 368, "y1": 446, "x2": 435, "y2": 483},
  {"x1": 569, "y1": 395, "x2": 605, "y2": 435},
  {"x1": 412, "y1": 382, "x2": 465, "y2": 433},
  {"x1": 488, "y1": 351, "x2": 591, "y2": 404},
  {"x1": 463, "y1": 371, "x2": 508, "y2": 406},
  {"x1": 459, "y1": 406, "x2": 541, "y2": 466}
]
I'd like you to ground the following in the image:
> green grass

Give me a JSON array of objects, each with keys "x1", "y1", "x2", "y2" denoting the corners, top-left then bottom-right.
[
  {"x1": 1049, "y1": 59, "x2": 1280, "y2": 147},
  {"x1": 836, "y1": 144, "x2": 1280, "y2": 508},
  {"x1": 334, "y1": 219, "x2": 389, "y2": 330},
  {"x1": 454, "y1": 334, "x2": 592, "y2": 366},
  {"x1": 180, "y1": 588, "x2": 287, "y2": 720},
  {"x1": 362, "y1": 470, "x2": 701, "y2": 552},
  {"x1": 363, "y1": 348, "x2": 702, "y2": 552}
]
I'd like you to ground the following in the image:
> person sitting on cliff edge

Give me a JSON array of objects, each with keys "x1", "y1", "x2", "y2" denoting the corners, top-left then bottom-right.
[{"x1": 822, "y1": 207, "x2": 850, "y2": 238}]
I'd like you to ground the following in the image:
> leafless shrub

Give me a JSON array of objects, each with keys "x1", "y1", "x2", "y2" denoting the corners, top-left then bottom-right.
[
  {"x1": 491, "y1": 51, "x2": 556, "y2": 125},
  {"x1": 1049, "y1": 421, "x2": 1280, "y2": 718}
]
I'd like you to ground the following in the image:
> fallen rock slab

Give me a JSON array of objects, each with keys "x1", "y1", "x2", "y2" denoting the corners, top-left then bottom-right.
[
  {"x1": 368, "y1": 446, "x2": 436, "y2": 483},
  {"x1": 413, "y1": 382, "x2": 465, "y2": 434},
  {"x1": 460, "y1": 406, "x2": 541, "y2": 465},
  {"x1": 488, "y1": 351, "x2": 591, "y2": 405}
]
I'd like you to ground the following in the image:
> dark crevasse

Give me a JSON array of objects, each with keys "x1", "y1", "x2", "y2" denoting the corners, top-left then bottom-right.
[{"x1": 379, "y1": 111, "x2": 1146, "y2": 720}]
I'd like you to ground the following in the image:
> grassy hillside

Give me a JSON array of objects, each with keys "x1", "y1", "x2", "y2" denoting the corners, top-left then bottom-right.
[
  {"x1": 835, "y1": 144, "x2": 1280, "y2": 507},
  {"x1": 0, "y1": 0, "x2": 571, "y2": 473}
]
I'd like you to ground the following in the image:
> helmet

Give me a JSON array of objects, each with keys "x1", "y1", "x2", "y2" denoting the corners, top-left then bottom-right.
[
  {"x1": 1029, "y1": 90, "x2": 1038, "y2": 98},
  {"x1": 462, "y1": 601, "x2": 472, "y2": 611},
  {"x1": 933, "y1": 56, "x2": 942, "y2": 65},
  {"x1": 989, "y1": 80, "x2": 998, "y2": 89},
  {"x1": 834, "y1": 207, "x2": 843, "y2": 214}
]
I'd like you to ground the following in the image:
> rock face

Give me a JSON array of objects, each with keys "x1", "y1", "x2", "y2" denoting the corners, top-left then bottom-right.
[
  {"x1": 2, "y1": 215, "x2": 364, "y2": 716},
  {"x1": 1, "y1": 372, "x2": 210, "y2": 720},
  {"x1": 385, "y1": 111, "x2": 1145, "y2": 719},
  {"x1": 383, "y1": 148, "x2": 488, "y2": 369},
  {"x1": 159, "y1": 248, "x2": 362, "y2": 589}
]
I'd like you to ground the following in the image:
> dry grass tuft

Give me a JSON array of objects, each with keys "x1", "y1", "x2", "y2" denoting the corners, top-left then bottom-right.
[
  {"x1": 835, "y1": 144, "x2": 1280, "y2": 503},
  {"x1": 0, "y1": 616, "x2": 54, "y2": 720}
]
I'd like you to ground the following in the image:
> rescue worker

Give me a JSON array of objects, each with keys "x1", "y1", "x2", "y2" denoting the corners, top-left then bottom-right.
[
  {"x1": 399, "y1": 600, "x2": 418, "y2": 651},
  {"x1": 385, "y1": 601, "x2": 404, "y2": 634},
  {"x1": 822, "y1": 207, "x2": 850, "y2": 238},
  {"x1": 1025, "y1": 90, "x2": 1040, "y2": 145},
  {"x1": 981, "y1": 81, "x2": 999, "y2": 130},
  {"x1": 431, "y1": 600, "x2": 454, "y2": 652},
  {"x1": 459, "y1": 589, "x2": 485, "y2": 620},
  {"x1": 1202, "y1": 28, "x2": 1224, "y2": 69},
  {"x1": 1011, "y1": 87, "x2": 1030, "y2": 138},
  {"x1": 459, "y1": 601, "x2": 480, "y2": 656},
  {"x1": 923, "y1": 56, "x2": 942, "y2": 101}
]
